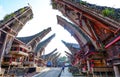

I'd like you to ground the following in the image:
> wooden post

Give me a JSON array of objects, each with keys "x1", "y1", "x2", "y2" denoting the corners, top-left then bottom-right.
[{"x1": 113, "y1": 65, "x2": 120, "y2": 77}]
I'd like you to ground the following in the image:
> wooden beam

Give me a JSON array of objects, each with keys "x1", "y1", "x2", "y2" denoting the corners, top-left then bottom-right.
[{"x1": 105, "y1": 35, "x2": 120, "y2": 48}]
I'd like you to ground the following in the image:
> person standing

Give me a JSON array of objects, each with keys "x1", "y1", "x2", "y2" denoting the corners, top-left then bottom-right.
[{"x1": 62, "y1": 65, "x2": 65, "y2": 72}]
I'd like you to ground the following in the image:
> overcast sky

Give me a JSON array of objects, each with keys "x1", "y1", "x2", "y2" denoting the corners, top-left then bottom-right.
[{"x1": 0, "y1": 0, "x2": 120, "y2": 56}]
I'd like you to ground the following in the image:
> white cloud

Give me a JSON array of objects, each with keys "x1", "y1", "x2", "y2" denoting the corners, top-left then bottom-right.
[
  {"x1": 0, "y1": 5, "x2": 7, "y2": 20},
  {"x1": 83, "y1": 0, "x2": 120, "y2": 8}
]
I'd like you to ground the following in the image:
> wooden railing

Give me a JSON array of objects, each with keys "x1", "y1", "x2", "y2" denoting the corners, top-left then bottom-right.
[{"x1": 92, "y1": 67, "x2": 113, "y2": 72}]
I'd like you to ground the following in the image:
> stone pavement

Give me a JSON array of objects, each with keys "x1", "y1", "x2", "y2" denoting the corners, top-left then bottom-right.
[
  {"x1": 60, "y1": 67, "x2": 73, "y2": 77},
  {"x1": 33, "y1": 67, "x2": 61, "y2": 77}
]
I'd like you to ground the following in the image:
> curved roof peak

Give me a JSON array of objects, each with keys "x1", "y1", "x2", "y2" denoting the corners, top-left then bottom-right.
[
  {"x1": 61, "y1": 40, "x2": 80, "y2": 49},
  {"x1": 17, "y1": 27, "x2": 51, "y2": 44},
  {"x1": 35, "y1": 33, "x2": 56, "y2": 53},
  {"x1": 57, "y1": 15, "x2": 91, "y2": 44}
]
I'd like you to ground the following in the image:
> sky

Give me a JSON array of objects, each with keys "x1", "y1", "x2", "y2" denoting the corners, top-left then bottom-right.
[{"x1": 0, "y1": 0, "x2": 120, "y2": 56}]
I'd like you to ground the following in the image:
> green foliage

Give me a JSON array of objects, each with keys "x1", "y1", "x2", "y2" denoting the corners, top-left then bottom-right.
[
  {"x1": 51, "y1": 2, "x2": 57, "y2": 9},
  {"x1": 59, "y1": 56, "x2": 67, "y2": 62},
  {"x1": 80, "y1": 1, "x2": 87, "y2": 5},
  {"x1": 50, "y1": 0, "x2": 57, "y2": 9},
  {"x1": 4, "y1": 13, "x2": 15, "y2": 21},
  {"x1": 20, "y1": 8, "x2": 25, "y2": 13},
  {"x1": 102, "y1": 8, "x2": 115, "y2": 17}
]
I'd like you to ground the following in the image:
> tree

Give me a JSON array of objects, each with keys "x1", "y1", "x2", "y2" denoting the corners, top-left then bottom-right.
[
  {"x1": 59, "y1": 56, "x2": 67, "y2": 62},
  {"x1": 102, "y1": 8, "x2": 114, "y2": 17}
]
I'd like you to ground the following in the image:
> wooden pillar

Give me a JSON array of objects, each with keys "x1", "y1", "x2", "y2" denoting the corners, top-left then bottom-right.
[
  {"x1": 87, "y1": 60, "x2": 90, "y2": 72},
  {"x1": 113, "y1": 65, "x2": 120, "y2": 77},
  {"x1": 87, "y1": 60, "x2": 90, "y2": 77}
]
